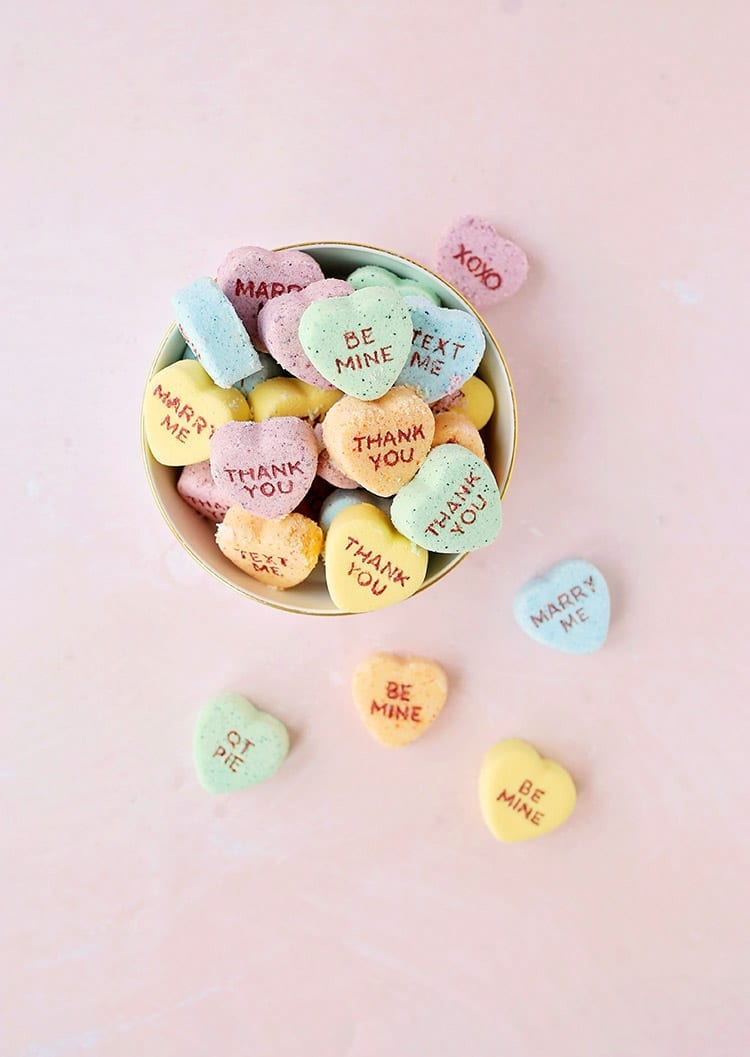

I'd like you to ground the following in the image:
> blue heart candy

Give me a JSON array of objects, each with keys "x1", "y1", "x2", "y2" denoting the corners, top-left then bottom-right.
[
  {"x1": 513, "y1": 559, "x2": 610, "y2": 654},
  {"x1": 395, "y1": 297, "x2": 486, "y2": 402}
]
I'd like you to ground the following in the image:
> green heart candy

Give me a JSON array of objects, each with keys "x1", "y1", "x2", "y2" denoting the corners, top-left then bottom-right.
[
  {"x1": 390, "y1": 446, "x2": 502, "y2": 553},
  {"x1": 298, "y1": 286, "x2": 413, "y2": 399},
  {"x1": 194, "y1": 693, "x2": 289, "y2": 793},
  {"x1": 347, "y1": 265, "x2": 441, "y2": 306}
]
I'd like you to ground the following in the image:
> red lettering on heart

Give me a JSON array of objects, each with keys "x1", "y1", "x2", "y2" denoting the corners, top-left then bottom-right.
[{"x1": 436, "y1": 216, "x2": 528, "y2": 306}]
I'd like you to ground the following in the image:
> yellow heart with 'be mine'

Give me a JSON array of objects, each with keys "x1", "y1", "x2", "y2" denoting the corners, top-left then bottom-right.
[{"x1": 478, "y1": 739, "x2": 576, "y2": 843}]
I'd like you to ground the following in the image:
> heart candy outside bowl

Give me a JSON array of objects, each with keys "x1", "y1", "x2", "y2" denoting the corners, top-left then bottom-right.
[{"x1": 141, "y1": 242, "x2": 518, "y2": 615}]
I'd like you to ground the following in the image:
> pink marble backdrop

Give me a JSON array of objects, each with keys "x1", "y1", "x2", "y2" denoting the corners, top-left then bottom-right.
[{"x1": 3, "y1": 2, "x2": 748, "y2": 1055}]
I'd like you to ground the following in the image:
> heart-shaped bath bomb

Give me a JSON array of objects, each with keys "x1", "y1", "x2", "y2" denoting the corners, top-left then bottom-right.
[
  {"x1": 257, "y1": 278, "x2": 353, "y2": 389},
  {"x1": 144, "y1": 360, "x2": 250, "y2": 466},
  {"x1": 396, "y1": 298, "x2": 486, "y2": 402},
  {"x1": 194, "y1": 693, "x2": 289, "y2": 793},
  {"x1": 352, "y1": 653, "x2": 448, "y2": 747},
  {"x1": 325, "y1": 503, "x2": 428, "y2": 612},
  {"x1": 177, "y1": 461, "x2": 232, "y2": 522},
  {"x1": 248, "y1": 377, "x2": 342, "y2": 423},
  {"x1": 347, "y1": 265, "x2": 441, "y2": 306},
  {"x1": 172, "y1": 277, "x2": 262, "y2": 388},
  {"x1": 321, "y1": 387, "x2": 434, "y2": 497},
  {"x1": 431, "y1": 411, "x2": 485, "y2": 459},
  {"x1": 436, "y1": 216, "x2": 528, "y2": 306},
  {"x1": 216, "y1": 507, "x2": 323, "y2": 588},
  {"x1": 298, "y1": 286, "x2": 413, "y2": 399},
  {"x1": 513, "y1": 559, "x2": 610, "y2": 654},
  {"x1": 390, "y1": 446, "x2": 502, "y2": 553},
  {"x1": 217, "y1": 245, "x2": 324, "y2": 343},
  {"x1": 479, "y1": 739, "x2": 576, "y2": 842},
  {"x1": 431, "y1": 375, "x2": 495, "y2": 429},
  {"x1": 210, "y1": 418, "x2": 317, "y2": 519}
]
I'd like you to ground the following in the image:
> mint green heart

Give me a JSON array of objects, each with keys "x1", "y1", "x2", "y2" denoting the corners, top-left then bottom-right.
[
  {"x1": 194, "y1": 693, "x2": 289, "y2": 793},
  {"x1": 298, "y1": 286, "x2": 413, "y2": 399},
  {"x1": 390, "y1": 446, "x2": 502, "y2": 553},
  {"x1": 347, "y1": 265, "x2": 441, "y2": 306}
]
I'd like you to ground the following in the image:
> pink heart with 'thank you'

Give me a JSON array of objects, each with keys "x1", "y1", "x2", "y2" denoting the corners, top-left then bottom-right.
[{"x1": 209, "y1": 418, "x2": 318, "y2": 519}]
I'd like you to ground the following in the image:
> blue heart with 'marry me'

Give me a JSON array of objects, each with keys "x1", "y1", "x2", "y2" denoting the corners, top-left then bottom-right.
[{"x1": 513, "y1": 559, "x2": 610, "y2": 654}]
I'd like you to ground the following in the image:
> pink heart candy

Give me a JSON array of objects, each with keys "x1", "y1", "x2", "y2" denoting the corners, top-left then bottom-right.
[
  {"x1": 257, "y1": 279, "x2": 353, "y2": 389},
  {"x1": 209, "y1": 418, "x2": 318, "y2": 519},
  {"x1": 217, "y1": 246, "x2": 324, "y2": 344},
  {"x1": 177, "y1": 461, "x2": 232, "y2": 523},
  {"x1": 435, "y1": 216, "x2": 528, "y2": 307}
]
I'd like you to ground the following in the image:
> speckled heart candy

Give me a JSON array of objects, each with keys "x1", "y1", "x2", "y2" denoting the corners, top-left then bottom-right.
[
  {"x1": 217, "y1": 245, "x2": 324, "y2": 343},
  {"x1": 513, "y1": 559, "x2": 610, "y2": 654},
  {"x1": 346, "y1": 265, "x2": 441, "y2": 306},
  {"x1": 390, "y1": 446, "x2": 502, "y2": 553},
  {"x1": 321, "y1": 387, "x2": 434, "y2": 497},
  {"x1": 352, "y1": 653, "x2": 448, "y2": 747},
  {"x1": 209, "y1": 418, "x2": 318, "y2": 519},
  {"x1": 436, "y1": 216, "x2": 528, "y2": 306},
  {"x1": 257, "y1": 278, "x2": 353, "y2": 389},
  {"x1": 298, "y1": 286, "x2": 412, "y2": 399},
  {"x1": 396, "y1": 297, "x2": 486, "y2": 402},
  {"x1": 194, "y1": 693, "x2": 289, "y2": 793}
]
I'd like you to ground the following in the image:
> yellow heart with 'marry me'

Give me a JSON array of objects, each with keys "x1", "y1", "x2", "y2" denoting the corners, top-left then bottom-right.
[{"x1": 144, "y1": 360, "x2": 249, "y2": 466}]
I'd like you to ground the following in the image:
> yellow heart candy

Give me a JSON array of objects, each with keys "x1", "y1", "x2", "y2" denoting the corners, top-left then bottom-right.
[
  {"x1": 352, "y1": 653, "x2": 448, "y2": 747},
  {"x1": 248, "y1": 377, "x2": 342, "y2": 422},
  {"x1": 478, "y1": 739, "x2": 576, "y2": 842},
  {"x1": 216, "y1": 507, "x2": 323, "y2": 589},
  {"x1": 144, "y1": 360, "x2": 250, "y2": 466},
  {"x1": 325, "y1": 503, "x2": 428, "y2": 612},
  {"x1": 436, "y1": 376, "x2": 494, "y2": 430}
]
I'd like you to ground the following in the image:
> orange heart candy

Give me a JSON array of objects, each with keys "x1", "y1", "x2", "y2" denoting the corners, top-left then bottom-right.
[
  {"x1": 321, "y1": 386, "x2": 434, "y2": 497},
  {"x1": 352, "y1": 653, "x2": 448, "y2": 747},
  {"x1": 431, "y1": 410, "x2": 485, "y2": 459},
  {"x1": 215, "y1": 506, "x2": 323, "y2": 589}
]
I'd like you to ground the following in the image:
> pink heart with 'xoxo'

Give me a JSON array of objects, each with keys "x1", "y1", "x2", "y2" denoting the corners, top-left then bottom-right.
[{"x1": 436, "y1": 216, "x2": 528, "y2": 307}]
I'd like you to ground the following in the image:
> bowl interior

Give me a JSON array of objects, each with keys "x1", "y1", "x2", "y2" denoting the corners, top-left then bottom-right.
[{"x1": 141, "y1": 243, "x2": 517, "y2": 615}]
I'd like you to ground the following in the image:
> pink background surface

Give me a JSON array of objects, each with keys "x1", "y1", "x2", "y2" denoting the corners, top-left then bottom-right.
[{"x1": 3, "y1": 3, "x2": 749, "y2": 1055}]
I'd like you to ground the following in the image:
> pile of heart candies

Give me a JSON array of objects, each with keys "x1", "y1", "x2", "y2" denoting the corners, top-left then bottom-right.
[
  {"x1": 147, "y1": 223, "x2": 614, "y2": 842},
  {"x1": 144, "y1": 229, "x2": 513, "y2": 612}
]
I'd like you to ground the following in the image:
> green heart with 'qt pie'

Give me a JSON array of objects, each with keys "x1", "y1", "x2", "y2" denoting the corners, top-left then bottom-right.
[{"x1": 194, "y1": 693, "x2": 289, "y2": 793}]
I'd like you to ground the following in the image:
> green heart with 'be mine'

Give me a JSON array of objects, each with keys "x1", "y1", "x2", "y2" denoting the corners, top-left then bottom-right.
[{"x1": 298, "y1": 286, "x2": 412, "y2": 400}]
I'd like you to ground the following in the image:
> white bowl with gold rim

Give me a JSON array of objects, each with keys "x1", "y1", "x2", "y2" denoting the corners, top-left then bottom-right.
[{"x1": 141, "y1": 242, "x2": 517, "y2": 615}]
